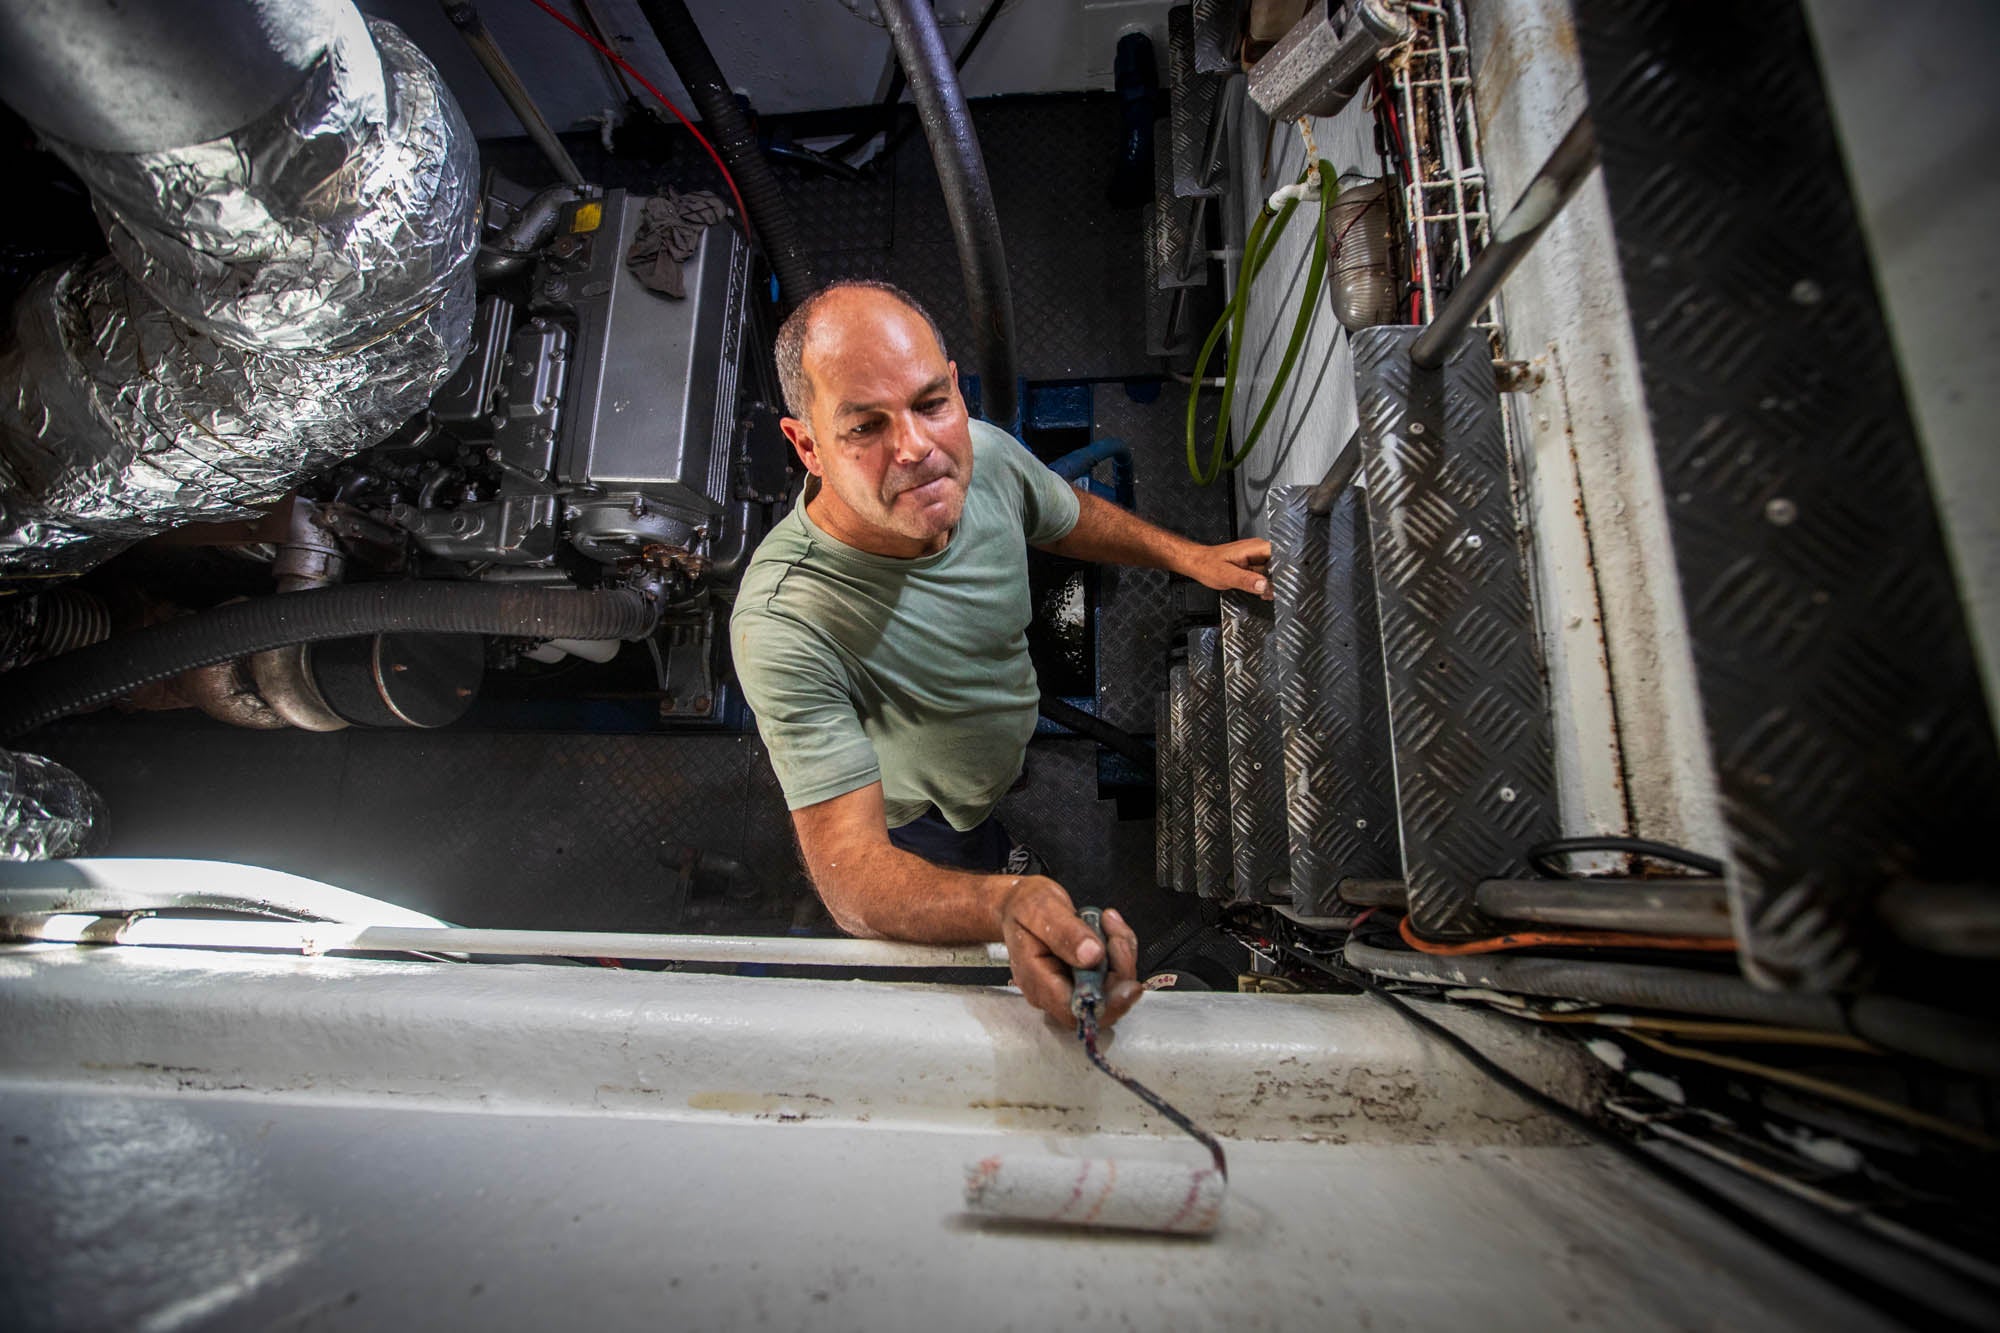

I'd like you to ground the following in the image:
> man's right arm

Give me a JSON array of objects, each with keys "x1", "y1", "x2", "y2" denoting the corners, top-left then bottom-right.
[{"x1": 791, "y1": 781, "x2": 1142, "y2": 1026}]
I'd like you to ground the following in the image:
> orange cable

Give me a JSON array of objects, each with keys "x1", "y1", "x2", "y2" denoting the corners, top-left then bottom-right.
[{"x1": 1397, "y1": 914, "x2": 1736, "y2": 957}]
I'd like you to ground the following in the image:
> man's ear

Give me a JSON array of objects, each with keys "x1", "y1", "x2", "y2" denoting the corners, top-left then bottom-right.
[{"x1": 779, "y1": 416, "x2": 824, "y2": 477}]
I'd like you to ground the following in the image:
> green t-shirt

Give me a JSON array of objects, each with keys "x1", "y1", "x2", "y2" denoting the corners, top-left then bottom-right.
[{"x1": 730, "y1": 421, "x2": 1082, "y2": 831}]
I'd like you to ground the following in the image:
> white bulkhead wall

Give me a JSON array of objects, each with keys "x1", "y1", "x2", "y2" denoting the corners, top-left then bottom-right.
[{"x1": 361, "y1": 0, "x2": 1181, "y2": 136}]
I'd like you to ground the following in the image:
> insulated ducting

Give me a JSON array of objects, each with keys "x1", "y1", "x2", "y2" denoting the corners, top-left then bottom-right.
[
  {"x1": 0, "y1": 1, "x2": 480, "y2": 576},
  {"x1": 0, "y1": 750, "x2": 106, "y2": 861}
]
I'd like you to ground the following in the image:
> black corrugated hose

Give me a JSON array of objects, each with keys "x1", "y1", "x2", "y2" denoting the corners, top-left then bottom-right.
[
  {"x1": 634, "y1": 0, "x2": 816, "y2": 312},
  {"x1": 0, "y1": 583, "x2": 658, "y2": 739},
  {"x1": 874, "y1": 0, "x2": 1018, "y2": 428}
]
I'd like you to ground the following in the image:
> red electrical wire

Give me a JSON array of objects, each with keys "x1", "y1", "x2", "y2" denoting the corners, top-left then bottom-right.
[
  {"x1": 524, "y1": 0, "x2": 752, "y2": 240},
  {"x1": 1396, "y1": 914, "x2": 1737, "y2": 957}
]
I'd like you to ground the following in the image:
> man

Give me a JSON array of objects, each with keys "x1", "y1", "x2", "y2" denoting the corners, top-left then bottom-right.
[{"x1": 731, "y1": 281, "x2": 1270, "y2": 1027}]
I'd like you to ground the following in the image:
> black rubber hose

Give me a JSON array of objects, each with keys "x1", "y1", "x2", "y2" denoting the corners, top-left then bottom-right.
[
  {"x1": 633, "y1": 0, "x2": 816, "y2": 312},
  {"x1": 0, "y1": 584, "x2": 658, "y2": 739},
  {"x1": 875, "y1": 0, "x2": 1019, "y2": 428},
  {"x1": 1037, "y1": 694, "x2": 1154, "y2": 775}
]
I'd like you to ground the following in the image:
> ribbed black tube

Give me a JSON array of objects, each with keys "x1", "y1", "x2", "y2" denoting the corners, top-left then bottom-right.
[
  {"x1": 0, "y1": 584, "x2": 657, "y2": 739},
  {"x1": 634, "y1": 0, "x2": 815, "y2": 311},
  {"x1": 875, "y1": 0, "x2": 1018, "y2": 427}
]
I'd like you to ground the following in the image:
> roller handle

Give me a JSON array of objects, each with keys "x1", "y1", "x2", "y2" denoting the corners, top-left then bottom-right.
[{"x1": 1069, "y1": 905, "x2": 1107, "y2": 1022}]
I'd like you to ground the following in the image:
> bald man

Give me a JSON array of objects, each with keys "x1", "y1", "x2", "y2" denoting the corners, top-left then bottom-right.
[{"x1": 730, "y1": 280, "x2": 1270, "y2": 1025}]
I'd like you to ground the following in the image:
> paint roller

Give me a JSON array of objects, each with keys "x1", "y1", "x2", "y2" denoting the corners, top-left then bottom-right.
[{"x1": 962, "y1": 906, "x2": 1229, "y2": 1235}]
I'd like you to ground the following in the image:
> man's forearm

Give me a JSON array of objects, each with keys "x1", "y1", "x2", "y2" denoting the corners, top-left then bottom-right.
[
  {"x1": 814, "y1": 841, "x2": 1018, "y2": 943},
  {"x1": 1038, "y1": 489, "x2": 1203, "y2": 575}
]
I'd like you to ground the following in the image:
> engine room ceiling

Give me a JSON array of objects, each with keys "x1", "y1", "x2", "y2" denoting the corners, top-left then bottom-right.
[{"x1": 359, "y1": 0, "x2": 1175, "y2": 138}]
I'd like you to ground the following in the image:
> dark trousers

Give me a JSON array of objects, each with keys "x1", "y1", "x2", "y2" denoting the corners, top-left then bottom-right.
[{"x1": 887, "y1": 807, "x2": 1012, "y2": 872}]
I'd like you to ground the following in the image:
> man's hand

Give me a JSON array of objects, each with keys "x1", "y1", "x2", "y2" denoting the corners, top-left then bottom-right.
[
  {"x1": 1182, "y1": 537, "x2": 1273, "y2": 600},
  {"x1": 996, "y1": 876, "x2": 1142, "y2": 1027}
]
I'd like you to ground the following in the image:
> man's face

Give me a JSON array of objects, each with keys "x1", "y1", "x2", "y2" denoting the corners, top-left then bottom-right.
[{"x1": 780, "y1": 290, "x2": 974, "y2": 557}]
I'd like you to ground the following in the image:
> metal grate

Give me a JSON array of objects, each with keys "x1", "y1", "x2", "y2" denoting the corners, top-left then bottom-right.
[{"x1": 1383, "y1": 0, "x2": 1494, "y2": 330}]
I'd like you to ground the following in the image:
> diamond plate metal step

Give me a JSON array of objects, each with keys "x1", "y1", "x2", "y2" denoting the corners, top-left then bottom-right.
[
  {"x1": 1352, "y1": 326, "x2": 1558, "y2": 939},
  {"x1": 1169, "y1": 6, "x2": 1225, "y2": 200},
  {"x1": 1187, "y1": 626, "x2": 1233, "y2": 898},
  {"x1": 1165, "y1": 656, "x2": 1196, "y2": 893},
  {"x1": 1268, "y1": 484, "x2": 1400, "y2": 914},
  {"x1": 1191, "y1": 0, "x2": 1240, "y2": 74},
  {"x1": 1573, "y1": 0, "x2": 2000, "y2": 990},
  {"x1": 1219, "y1": 593, "x2": 1291, "y2": 903},
  {"x1": 1148, "y1": 131, "x2": 1206, "y2": 292}
]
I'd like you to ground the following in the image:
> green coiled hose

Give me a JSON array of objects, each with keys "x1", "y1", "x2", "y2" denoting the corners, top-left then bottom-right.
[{"x1": 1185, "y1": 162, "x2": 1335, "y2": 486}]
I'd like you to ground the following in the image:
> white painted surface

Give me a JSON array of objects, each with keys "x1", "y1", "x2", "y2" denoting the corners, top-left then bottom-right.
[
  {"x1": 1466, "y1": 0, "x2": 1724, "y2": 854},
  {"x1": 361, "y1": 0, "x2": 1178, "y2": 140},
  {"x1": 1803, "y1": 0, "x2": 2000, "y2": 735},
  {"x1": 0, "y1": 945, "x2": 1585, "y2": 1141},
  {"x1": 0, "y1": 946, "x2": 1888, "y2": 1331}
]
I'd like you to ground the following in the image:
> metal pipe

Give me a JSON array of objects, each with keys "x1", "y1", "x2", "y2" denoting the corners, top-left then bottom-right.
[
  {"x1": 1408, "y1": 114, "x2": 1598, "y2": 370},
  {"x1": 0, "y1": 0, "x2": 340, "y2": 154},
  {"x1": 1475, "y1": 878, "x2": 1733, "y2": 939},
  {"x1": 5, "y1": 914, "x2": 1011, "y2": 969},
  {"x1": 1047, "y1": 438, "x2": 1135, "y2": 509},
  {"x1": 440, "y1": 0, "x2": 588, "y2": 189},
  {"x1": 1305, "y1": 429, "x2": 1362, "y2": 514},
  {"x1": 477, "y1": 183, "x2": 583, "y2": 281},
  {"x1": 874, "y1": 0, "x2": 1019, "y2": 428},
  {"x1": 1337, "y1": 878, "x2": 1409, "y2": 909},
  {"x1": 1877, "y1": 883, "x2": 2000, "y2": 958}
]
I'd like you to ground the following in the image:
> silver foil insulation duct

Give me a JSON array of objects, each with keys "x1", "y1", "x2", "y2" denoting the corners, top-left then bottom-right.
[
  {"x1": 0, "y1": 750, "x2": 106, "y2": 861},
  {"x1": 0, "y1": 10, "x2": 479, "y2": 574}
]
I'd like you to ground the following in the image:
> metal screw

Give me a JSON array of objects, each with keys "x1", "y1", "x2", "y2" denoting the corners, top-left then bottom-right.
[
  {"x1": 1498, "y1": 786, "x2": 1517, "y2": 803},
  {"x1": 1355, "y1": 818, "x2": 1369, "y2": 830},
  {"x1": 1464, "y1": 533, "x2": 1483, "y2": 550},
  {"x1": 1408, "y1": 422, "x2": 1427, "y2": 436},
  {"x1": 1764, "y1": 497, "x2": 1798, "y2": 526}
]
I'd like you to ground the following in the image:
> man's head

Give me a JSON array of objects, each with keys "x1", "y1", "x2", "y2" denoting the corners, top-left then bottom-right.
[{"x1": 774, "y1": 281, "x2": 973, "y2": 558}]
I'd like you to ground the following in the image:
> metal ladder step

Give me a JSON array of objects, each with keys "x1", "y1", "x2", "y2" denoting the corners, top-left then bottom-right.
[
  {"x1": 1187, "y1": 625, "x2": 1232, "y2": 898},
  {"x1": 1268, "y1": 483, "x2": 1402, "y2": 916},
  {"x1": 1162, "y1": 655, "x2": 1196, "y2": 893},
  {"x1": 1350, "y1": 327, "x2": 1558, "y2": 938},
  {"x1": 1219, "y1": 592, "x2": 1290, "y2": 903},
  {"x1": 1168, "y1": 5, "x2": 1226, "y2": 200}
]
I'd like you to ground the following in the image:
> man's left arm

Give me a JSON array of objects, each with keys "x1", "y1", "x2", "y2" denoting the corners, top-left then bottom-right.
[{"x1": 1035, "y1": 488, "x2": 1272, "y2": 599}]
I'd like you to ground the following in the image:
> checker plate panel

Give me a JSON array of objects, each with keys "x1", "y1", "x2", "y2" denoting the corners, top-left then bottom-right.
[
  {"x1": 1268, "y1": 484, "x2": 1400, "y2": 913},
  {"x1": 1573, "y1": 0, "x2": 2000, "y2": 987},
  {"x1": 1187, "y1": 626, "x2": 1234, "y2": 898},
  {"x1": 1220, "y1": 592, "x2": 1292, "y2": 902},
  {"x1": 1352, "y1": 326, "x2": 1558, "y2": 938}
]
